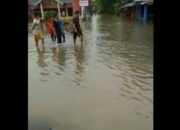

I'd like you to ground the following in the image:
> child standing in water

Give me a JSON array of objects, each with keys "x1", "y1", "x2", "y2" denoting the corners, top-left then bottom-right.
[
  {"x1": 53, "y1": 14, "x2": 62, "y2": 44},
  {"x1": 32, "y1": 14, "x2": 44, "y2": 48},
  {"x1": 59, "y1": 16, "x2": 65, "y2": 43},
  {"x1": 48, "y1": 17, "x2": 56, "y2": 43}
]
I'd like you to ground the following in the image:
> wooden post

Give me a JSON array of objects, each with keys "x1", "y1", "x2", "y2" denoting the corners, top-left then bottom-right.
[
  {"x1": 65, "y1": 8, "x2": 69, "y2": 16},
  {"x1": 40, "y1": 2, "x2": 44, "y2": 19},
  {"x1": 81, "y1": 6, "x2": 84, "y2": 17},
  {"x1": 40, "y1": 2, "x2": 46, "y2": 33},
  {"x1": 57, "y1": 3, "x2": 61, "y2": 18}
]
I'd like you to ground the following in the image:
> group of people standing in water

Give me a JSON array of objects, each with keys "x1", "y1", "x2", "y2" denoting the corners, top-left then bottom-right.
[{"x1": 31, "y1": 11, "x2": 83, "y2": 48}]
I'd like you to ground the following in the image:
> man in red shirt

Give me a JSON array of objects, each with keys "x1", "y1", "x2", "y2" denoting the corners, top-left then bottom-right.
[{"x1": 47, "y1": 17, "x2": 56, "y2": 43}]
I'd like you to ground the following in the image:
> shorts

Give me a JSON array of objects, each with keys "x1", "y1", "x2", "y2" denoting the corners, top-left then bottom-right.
[
  {"x1": 34, "y1": 32, "x2": 44, "y2": 41},
  {"x1": 73, "y1": 30, "x2": 83, "y2": 40}
]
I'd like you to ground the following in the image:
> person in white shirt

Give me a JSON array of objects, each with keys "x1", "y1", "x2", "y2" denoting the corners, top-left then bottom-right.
[{"x1": 32, "y1": 14, "x2": 44, "y2": 48}]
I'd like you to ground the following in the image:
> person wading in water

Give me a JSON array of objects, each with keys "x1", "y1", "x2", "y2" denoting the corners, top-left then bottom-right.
[
  {"x1": 32, "y1": 14, "x2": 44, "y2": 48},
  {"x1": 72, "y1": 11, "x2": 83, "y2": 44},
  {"x1": 53, "y1": 14, "x2": 62, "y2": 44},
  {"x1": 59, "y1": 15, "x2": 65, "y2": 43},
  {"x1": 47, "y1": 17, "x2": 56, "y2": 43}
]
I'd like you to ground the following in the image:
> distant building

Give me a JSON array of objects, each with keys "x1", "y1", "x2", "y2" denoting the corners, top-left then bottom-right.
[
  {"x1": 135, "y1": 0, "x2": 153, "y2": 21},
  {"x1": 72, "y1": 0, "x2": 80, "y2": 13},
  {"x1": 61, "y1": 0, "x2": 73, "y2": 16},
  {"x1": 84, "y1": 0, "x2": 93, "y2": 16},
  {"x1": 120, "y1": 0, "x2": 153, "y2": 21},
  {"x1": 28, "y1": 0, "x2": 73, "y2": 21},
  {"x1": 72, "y1": 0, "x2": 93, "y2": 16}
]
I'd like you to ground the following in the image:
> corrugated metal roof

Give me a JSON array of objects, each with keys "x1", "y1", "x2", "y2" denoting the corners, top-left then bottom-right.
[
  {"x1": 61, "y1": 0, "x2": 72, "y2": 3},
  {"x1": 55, "y1": 0, "x2": 64, "y2": 4},
  {"x1": 134, "y1": 0, "x2": 153, "y2": 2},
  {"x1": 121, "y1": 0, "x2": 153, "y2": 8},
  {"x1": 121, "y1": 2, "x2": 136, "y2": 8},
  {"x1": 141, "y1": 1, "x2": 153, "y2": 5},
  {"x1": 28, "y1": 0, "x2": 41, "y2": 5},
  {"x1": 28, "y1": 0, "x2": 64, "y2": 5}
]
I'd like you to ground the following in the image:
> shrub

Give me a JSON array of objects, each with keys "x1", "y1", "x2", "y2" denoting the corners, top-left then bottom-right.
[
  {"x1": 63, "y1": 17, "x2": 73, "y2": 25},
  {"x1": 44, "y1": 10, "x2": 56, "y2": 21}
]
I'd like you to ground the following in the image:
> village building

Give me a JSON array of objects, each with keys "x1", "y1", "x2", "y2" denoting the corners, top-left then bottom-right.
[
  {"x1": 28, "y1": 0, "x2": 93, "y2": 22},
  {"x1": 28, "y1": 0, "x2": 73, "y2": 21},
  {"x1": 120, "y1": 0, "x2": 153, "y2": 21}
]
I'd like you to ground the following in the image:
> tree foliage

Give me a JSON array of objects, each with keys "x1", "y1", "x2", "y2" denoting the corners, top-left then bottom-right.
[
  {"x1": 93, "y1": 0, "x2": 130, "y2": 15},
  {"x1": 44, "y1": 10, "x2": 56, "y2": 21}
]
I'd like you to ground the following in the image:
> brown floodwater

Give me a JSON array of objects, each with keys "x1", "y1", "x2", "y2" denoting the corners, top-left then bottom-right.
[{"x1": 28, "y1": 15, "x2": 153, "y2": 130}]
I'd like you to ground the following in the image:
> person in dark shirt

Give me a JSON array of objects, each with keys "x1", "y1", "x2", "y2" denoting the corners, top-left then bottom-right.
[
  {"x1": 72, "y1": 11, "x2": 83, "y2": 44},
  {"x1": 53, "y1": 14, "x2": 62, "y2": 44}
]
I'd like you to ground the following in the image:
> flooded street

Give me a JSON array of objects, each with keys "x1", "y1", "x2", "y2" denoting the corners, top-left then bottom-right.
[{"x1": 28, "y1": 15, "x2": 153, "y2": 130}]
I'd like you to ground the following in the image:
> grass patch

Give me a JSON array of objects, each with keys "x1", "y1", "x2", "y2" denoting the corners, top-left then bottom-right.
[
  {"x1": 63, "y1": 16, "x2": 73, "y2": 25},
  {"x1": 63, "y1": 17, "x2": 73, "y2": 32}
]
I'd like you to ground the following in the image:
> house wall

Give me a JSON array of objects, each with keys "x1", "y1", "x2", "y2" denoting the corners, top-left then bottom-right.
[
  {"x1": 72, "y1": 0, "x2": 80, "y2": 13},
  {"x1": 131, "y1": 7, "x2": 136, "y2": 20},
  {"x1": 32, "y1": 1, "x2": 73, "y2": 17},
  {"x1": 136, "y1": 4, "x2": 153, "y2": 21}
]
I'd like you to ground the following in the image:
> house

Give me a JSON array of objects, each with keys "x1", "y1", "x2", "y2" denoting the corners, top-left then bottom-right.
[
  {"x1": 28, "y1": 0, "x2": 93, "y2": 22},
  {"x1": 61, "y1": 0, "x2": 73, "y2": 16},
  {"x1": 28, "y1": 0, "x2": 73, "y2": 21},
  {"x1": 120, "y1": 0, "x2": 153, "y2": 21},
  {"x1": 84, "y1": 0, "x2": 93, "y2": 17},
  {"x1": 135, "y1": 0, "x2": 153, "y2": 21},
  {"x1": 121, "y1": 2, "x2": 136, "y2": 20},
  {"x1": 72, "y1": 0, "x2": 80, "y2": 13},
  {"x1": 72, "y1": 0, "x2": 93, "y2": 16}
]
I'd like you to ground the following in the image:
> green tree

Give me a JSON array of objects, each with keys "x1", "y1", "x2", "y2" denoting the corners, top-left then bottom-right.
[
  {"x1": 113, "y1": 0, "x2": 130, "y2": 14},
  {"x1": 44, "y1": 10, "x2": 56, "y2": 21},
  {"x1": 93, "y1": 0, "x2": 129, "y2": 15}
]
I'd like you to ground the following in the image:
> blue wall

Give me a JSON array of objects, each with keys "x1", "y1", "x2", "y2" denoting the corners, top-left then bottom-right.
[
  {"x1": 136, "y1": 4, "x2": 148, "y2": 21},
  {"x1": 144, "y1": 5, "x2": 148, "y2": 21}
]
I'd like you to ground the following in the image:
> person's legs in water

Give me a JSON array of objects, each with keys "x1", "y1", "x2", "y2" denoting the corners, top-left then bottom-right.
[
  {"x1": 39, "y1": 32, "x2": 44, "y2": 46},
  {"x1": 79, "y1": 30, "x2": 83, "y2": 41},
  {"x1": 34, "y1": 35, "x2": 39, "y2": 48},
  {"x1": 57, "y1": 31, "x2": 62, "y2": 44},
  {"x1": 59, "y1": 32, "x2": 63, "y2": 44},
  {"x1": 50, "y1": 33, "x2": 56, "y2": 43},
  {"x1": 73, "y1": 32, "x2": 78, "y2": 44},
  {"x1": 55, "y1": 32, "x2": 59, "y2": 43},
  {"x1": 77, "y1": 30, "x2": 83, "y2": 42},
  {"x1": 50, "y1": 33, "x2": 54, "y2": 42},
  {"x1": 79, "y1": 31, "x2": 83, "y2": 42},
  {"x1": 59, "y1": 33, "x2": 62, "y2": 44},
  {"x1": 41, "y1": 38, "x2": 45, "y2": 47},
  {"x1": 53, "y1": 33, "x2": 56, "y2": 42},
  {"x1": 62, "y1": 33, "x2": 65, "y2": 43}
]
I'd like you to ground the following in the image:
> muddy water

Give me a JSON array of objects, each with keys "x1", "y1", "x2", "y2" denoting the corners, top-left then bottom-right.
[{"x1": 28, "y1": 15, "x2": 153, "y2": 130}]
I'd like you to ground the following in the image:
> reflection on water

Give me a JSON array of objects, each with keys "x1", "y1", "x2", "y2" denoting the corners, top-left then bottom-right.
[
  {"x1": 51, "y1": 47, "x2": 66, "y2": 68},
  {"x1": 29, "y1": 15, "x2": 153, "y2": 130},
  {"x1": 37, "y1": 47, "x2": 46, "y2": 68},
  {"x1": 74, "y1": 44, "x2": 85, "y2": 77}
]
